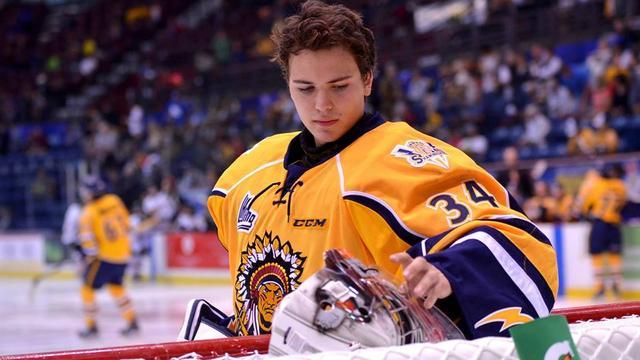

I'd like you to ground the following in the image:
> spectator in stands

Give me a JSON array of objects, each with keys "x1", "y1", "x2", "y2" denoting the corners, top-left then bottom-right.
[
  {"x1": 550, "y1": 182, "x2": 575, "y2": 223},
  {"x1": 529, "y1": 43, "x2": 563, "y2": 81},
  {"x1": 132, "y1": 180, "x2": 176, "y2": 281},
  {"x1": 611, "y1": 18, "x2": 639, "y2": 50},
  {"x1": 623, "y1": 161, "x2": 640, "y2": 220},
  {"x1": 568, "y1": 121, "x2": 596, "y2": 155},
  {"x1": 523, "y1": 180, "x2": 557, "y2": 222},
  {"x1": 174, "y1": 202, "x2": 207, "y2": 232},
  {"x1": 458, "y1": 124, "x2": 488, "y2": 161},
  {"x1": 496, "y1": 146, "x2": 534, "y2": 205},
  {"x1": 405, "y1": 70, "x2": 429, "y2": 113},
  {"x1": 376, "y1": 62, "x2": 402, "y2": 119},
  {"x1": 586, "y1": 39, "x2": 612, "y2": 87},
  {"x1": 127, "y1": 104, "x2": 145, "y2": 140},
  {"x1": 91, "y1": 119, "x2": 120, "y2": 161},
  {"x1": 591, "y1": 113, "x2": 619, "y2": 154},
  {"x1": 568, "y1": 113, "x2": 619, "y2": 155},
  {"x1": 520, "y1": 104, "x2": 551, "y2": 149},
  {"x1": 589, "y1": 77, "x2": 613, "y2": 115},
  {"x1": 420, "y1": 93, "x2": 444, "y2": 136},
  {"x1": 546, "y1": 79, "x2": 575, "y2": 119},
  {"x1": 610, "y1": 73, "x2": 632, "y2": 116}
]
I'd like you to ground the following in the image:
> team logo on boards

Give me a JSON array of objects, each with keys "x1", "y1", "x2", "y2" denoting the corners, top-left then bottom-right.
[
  {"x1": 234, "y1": 231, "x2": 307, "y2": 336},
  {"x1": 237, "y1": 192, "x2": 258, "y2": 233},
  {"x1": 391, "y1": 140, "x2": 449, "y2": 169}
]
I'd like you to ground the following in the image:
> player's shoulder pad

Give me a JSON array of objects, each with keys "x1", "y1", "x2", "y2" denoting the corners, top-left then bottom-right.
[
  {"x1": 213, "y1": 132, "x2": 299, "y2": 193},
  {"x1": 339, "y1": 122, "x2": 478, "y2": 192}
]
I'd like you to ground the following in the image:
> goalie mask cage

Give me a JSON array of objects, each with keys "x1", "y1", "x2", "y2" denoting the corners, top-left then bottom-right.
[{"x1": 3, "y1": 301, "x2": 640, "y2": 360}]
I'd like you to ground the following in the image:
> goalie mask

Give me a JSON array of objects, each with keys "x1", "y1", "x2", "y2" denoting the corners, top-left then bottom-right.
[{"x1": 269, "y1": 249, "x2": 464, "y2": 355}]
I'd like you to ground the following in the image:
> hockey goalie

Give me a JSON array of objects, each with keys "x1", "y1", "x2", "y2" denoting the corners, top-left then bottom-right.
[{"x1": 179, "y1": 248, "x2": 464, "y2": 355}]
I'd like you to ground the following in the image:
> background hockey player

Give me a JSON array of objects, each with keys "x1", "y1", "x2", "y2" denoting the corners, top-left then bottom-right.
[
  {"x1": 77, "y1": 176, "x2": 139, "y2": 338},
  {"x1": 580, "y1": 164, "x2": 627, "y2": 298}
]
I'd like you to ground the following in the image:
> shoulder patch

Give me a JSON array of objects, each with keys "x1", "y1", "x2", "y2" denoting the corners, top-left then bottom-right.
[
  {"x1": 391, "y1": 140, "x2": 449, "y2": 169},
  {"x1": 237, "y1": 192, "x2": 258, "y2": 233}
]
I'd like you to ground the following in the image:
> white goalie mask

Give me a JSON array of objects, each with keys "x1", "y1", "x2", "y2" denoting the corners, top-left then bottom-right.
[{"x1": 269, "y1": 249, "x2": 464, "y2": 356}]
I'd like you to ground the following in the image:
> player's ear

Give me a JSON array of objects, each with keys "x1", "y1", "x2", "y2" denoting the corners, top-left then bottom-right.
[{"x1": 363, "y1": 71, "x2": 373, "y2": 97}]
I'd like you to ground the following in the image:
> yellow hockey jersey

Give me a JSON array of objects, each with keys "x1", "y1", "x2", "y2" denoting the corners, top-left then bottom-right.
[
  {"x1": 208, "y1": 113, "x2": 557, "y2": 338},
  {"x1": 583, "y1": 177, "x2": 627, "y2": 224},
  {"x1": 79, "y1": 193, "x2": 131, "y2": 263}
]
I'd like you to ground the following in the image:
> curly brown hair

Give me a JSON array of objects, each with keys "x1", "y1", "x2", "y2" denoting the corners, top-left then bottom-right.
[{"x1": 270, "y1": 0, "x2": 376, "y2": 81}]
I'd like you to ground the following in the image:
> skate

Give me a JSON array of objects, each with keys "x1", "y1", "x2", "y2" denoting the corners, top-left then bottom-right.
[
  {"x1": 120, "y1": 319, "x2": 140, "y2": 336},
  {"x1": 78, "y1": 325, "x2": 98, "y2": 338}
]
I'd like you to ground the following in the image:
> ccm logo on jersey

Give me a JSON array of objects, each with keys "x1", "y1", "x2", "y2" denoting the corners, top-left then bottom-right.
[
  {"x1": 293, "y1": 218, "x2": 326, "y2": 228},
  {"x1": 237, "y1": 192, "x2": 258, "y2": 233},
  {"x1": 391, "y1": 140, "x2": 449, "y2": 169},
  {"x1": 474, "y1": 307, "x2": 533, "y2": 332}
]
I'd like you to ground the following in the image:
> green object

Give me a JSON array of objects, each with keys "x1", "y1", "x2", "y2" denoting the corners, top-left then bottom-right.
[
  {"x1": 45, "y1": 237, "x2": 65, "y2": 264},
  {"x1": 509, "y1": 315, "x2": 580, "y2": 360}
]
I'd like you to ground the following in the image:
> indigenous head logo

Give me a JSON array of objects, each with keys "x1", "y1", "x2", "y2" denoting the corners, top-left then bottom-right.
[
  {"x1": 234, "y1": 231, "x2": 306, "y2": 335},
  {"x1": 392, "y1": 140, "x2": 449, "y2": 169},
  {"x1": 237, "y1": 192, "x2": 258, "y2": 233}
]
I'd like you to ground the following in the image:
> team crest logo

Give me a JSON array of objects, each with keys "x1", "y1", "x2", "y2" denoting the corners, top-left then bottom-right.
[
  {"x1": 234, "y1": 231, "x2": 306, "y2": 335},
  {"x1": 237, "y1": 192, "x2": 258, "y2": 233},
  {"x1": 392, "y1": 140, "x2": 449, "y2": 169}
]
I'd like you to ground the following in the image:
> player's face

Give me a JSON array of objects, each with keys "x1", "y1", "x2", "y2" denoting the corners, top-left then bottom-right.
[{"x1": 288, "y1": 47, "x2": 372, "y2": 147}]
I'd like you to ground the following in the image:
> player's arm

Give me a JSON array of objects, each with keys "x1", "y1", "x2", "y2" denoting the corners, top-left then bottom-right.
[
  {"x1": 78, "y1": 210, "x2": 98, "y2": 262},
  {"x1": 390, "y1": 178, "x2": 557, "y2": 339},
  {"x1": 392, "y1": 221, "x2": 556, "y2": 339},
  {"x1": 346, "y1": 164, "x2": 556, "y2": 339}
]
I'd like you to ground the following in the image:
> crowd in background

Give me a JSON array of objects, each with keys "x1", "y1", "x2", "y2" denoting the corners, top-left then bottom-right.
[{"x1": 1, "y1": 0, "x2": 640, "y2": 231}]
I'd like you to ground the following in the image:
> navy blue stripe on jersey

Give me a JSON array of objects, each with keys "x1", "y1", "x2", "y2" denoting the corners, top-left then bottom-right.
[
  {"x1": 415, "y1": 216, "x2": 550, "y2": 255},
  {"x1": 508, "y1": 192, "x2": 526, "y2": 214},
  {"x1": 483, "y1": 217, "x2": 552, "y2": 246},
  {"x1": 344, "y1": 193, "x2": 425, "y2": 245},
  {"x1": 474, "y1": 226, "x2": 555, "y2": 312},
  {"x1": 210, "y1": 189, "x2": 227, "y2": 197},
  {"x1": 424, "y1": 237, "x2": 544, "y2": 338}
]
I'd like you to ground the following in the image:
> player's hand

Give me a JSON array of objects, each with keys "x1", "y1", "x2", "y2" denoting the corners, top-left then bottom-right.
[
  {"x1": 390, "y1": 252, "x2": 452, "y2": 309},
  {"x1": 83, "y1": 254, "x2": 97, "y2": 265}
]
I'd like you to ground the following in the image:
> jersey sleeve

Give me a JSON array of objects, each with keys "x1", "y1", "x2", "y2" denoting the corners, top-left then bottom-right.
[
  {"x1": 207, "y1": 191, "x2": 228, "y2": 250},
  {"x1": 340, "y1": 130, "x2": 557, "y2": 339}
]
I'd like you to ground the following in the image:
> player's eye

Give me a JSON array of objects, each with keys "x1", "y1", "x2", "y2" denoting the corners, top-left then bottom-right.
[
  {"x1": 333, "y1": 84, "x2": 348, "y2": 91},
  {"x1": 297, "y1": 87, "x2": 314, "y2": 93}
]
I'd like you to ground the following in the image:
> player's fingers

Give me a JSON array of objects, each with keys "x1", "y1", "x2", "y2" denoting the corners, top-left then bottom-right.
[
  {"x1": 423, "y1": 293, "x2": 438, "y2": 309},
  {"x1": 402, "y1": 257, "x2": 431, "y2": 285},
  {"x1": 424, "y1": 274, "x2": 453, "y2": 309},
  {"x1": 412, "y1": 268, "x2": 438, "y2": 298},
  {"x1": 390, "y1": 252, "x2": 424, "y2": 285},
  {"x1": 389, "y1": 252, "x2": 413, "y2": 268}
]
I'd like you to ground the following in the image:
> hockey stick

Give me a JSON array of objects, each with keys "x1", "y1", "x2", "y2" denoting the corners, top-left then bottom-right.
[
  {"x1": 28, "y1": 260, "x2": 67, "y2": 301},
  {"x1": 28, "y1": 244, "x2": 83, "y2": 301}
]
